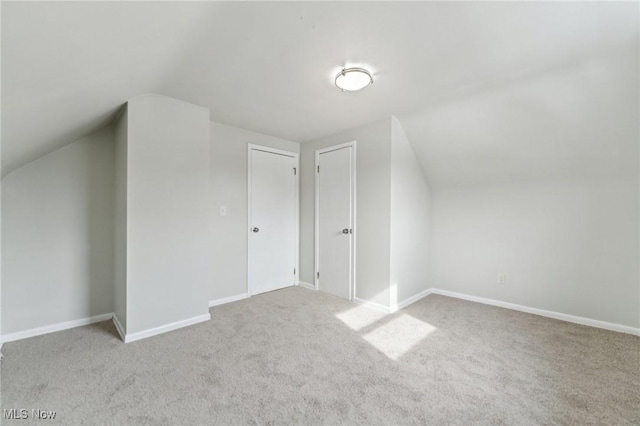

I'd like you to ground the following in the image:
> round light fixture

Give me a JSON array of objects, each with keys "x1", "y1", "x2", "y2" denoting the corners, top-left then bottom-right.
[{"x1": 335, "y1": 67, "x2": 373, "y2": 92}]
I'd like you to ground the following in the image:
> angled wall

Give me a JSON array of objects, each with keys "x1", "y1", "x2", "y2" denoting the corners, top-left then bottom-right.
[
  {"x1": 1, "y1": 127, "x2": 115, "y2": 336},
  {"x1": 390, "y1": 117, "x2": 432, "y2": 307},
  {"x1": 416, "y1": 37, "x2": 640, "y2": 331}
]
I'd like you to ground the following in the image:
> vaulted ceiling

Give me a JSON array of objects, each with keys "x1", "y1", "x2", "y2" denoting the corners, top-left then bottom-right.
[{"x1": 2, "y1": 2, "x2": 638, "y2": 186}]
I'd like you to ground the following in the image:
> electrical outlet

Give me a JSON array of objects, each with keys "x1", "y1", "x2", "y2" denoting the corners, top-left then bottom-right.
[{"x1": 498, "y1": 273, "x2": 506, "y2": 285}]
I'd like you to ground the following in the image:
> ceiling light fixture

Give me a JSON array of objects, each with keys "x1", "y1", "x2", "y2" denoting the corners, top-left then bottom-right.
[{"x1": 335, "y1": 67, "x2": 374, "y2": 92}]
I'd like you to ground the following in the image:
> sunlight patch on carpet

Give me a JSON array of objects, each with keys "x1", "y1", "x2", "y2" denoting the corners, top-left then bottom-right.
[
  {"x1": 362, "y1": 314, "x2": 435, "y2": 360},
  {"x1": 335, "y1": 305, "x2": 388, "y2": 331}
]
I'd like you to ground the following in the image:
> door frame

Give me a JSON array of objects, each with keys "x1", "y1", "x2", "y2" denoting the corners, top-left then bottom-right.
[
  {"x1": 314, "y1": 140, "x2": 357, "y2": 301},
  {"x1": 247, "y1": 143, "x2": 300, "y2": 297}
]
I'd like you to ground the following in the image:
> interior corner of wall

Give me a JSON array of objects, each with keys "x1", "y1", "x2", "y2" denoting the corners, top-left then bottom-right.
[
  {"x1": 113, "y1": 102, "x2": 128, "y2": 124},
  {"x1": 390, "y1": 282, "x2": 398, "y2": 307}
]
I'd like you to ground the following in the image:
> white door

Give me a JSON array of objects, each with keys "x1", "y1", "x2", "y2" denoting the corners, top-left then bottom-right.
[
  {"x1": 248, "y1": 146, "x2": 298, "y2": 296},
  {"x1": 316, "y1": 143, "x2": 355, "y2": 300}
]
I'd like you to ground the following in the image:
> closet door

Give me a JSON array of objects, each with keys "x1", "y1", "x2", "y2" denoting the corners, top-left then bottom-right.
[
  {"x1": 315, "y1": 142, "x2": 355, "y2": 300},
  {"x1": 248, "y1": 146, "x2": 298, "y2": 296}
]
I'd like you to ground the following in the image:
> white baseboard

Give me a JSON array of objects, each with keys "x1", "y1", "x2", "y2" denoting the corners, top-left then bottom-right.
[
  {"x1": 430, "y1": 289, "x2": 640, "y2": 337},
  {"x1": 112, "y1": 314, "x2": 126, "y2": 342},
  {"x1": 209, "y1": 293, "x2": 249, "y2": 308},
  {"x1": 354, "y1": 288, "x2": 433, "y2": 314},
  {"x1": 298, "y1": 281, "x2": 316, "y2": 291},
  {"x1": 1, "y1": 313, "x2": 114, "y2": 343},
  {"x1": 353, "y1": 297, "x2": 392, "y2": 313},
  {"x1": 352, "y1": 287, "x2": 639, "y2": 336},
  {"x1": 353, "y1": 288, "x2": 431, "y2": 314},
  {"x1": 123, "y1": 313, "x2": 211, "y2": 343},
  {"x1": 392, "y1": 288, "x2": 433, "y2": 312}
]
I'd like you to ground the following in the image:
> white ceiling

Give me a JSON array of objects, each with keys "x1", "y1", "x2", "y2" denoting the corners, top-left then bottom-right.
[{"x1": 2, "y1": 2, "x2": 638, "y2": 186}]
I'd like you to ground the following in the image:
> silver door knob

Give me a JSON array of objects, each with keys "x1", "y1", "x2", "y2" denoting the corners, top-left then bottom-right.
[
  {"x1": 252, "y1": 227, "x2": 260, "y2": 233},
  {"x1": 342, "y1": 228, "x2": 350, "y2": 234}
]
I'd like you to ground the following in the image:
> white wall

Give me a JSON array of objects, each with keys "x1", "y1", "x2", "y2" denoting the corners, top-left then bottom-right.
[
  {"x1": 1, "y1": 48, "x2": 3, "y2": 347},
  {"x1": 390, "y1": 117, "x2": 432, "y2": 306},
  {"x1": 113, "y1": 106, "x2": 128, "y2": 331},
  {"x1": 209, "y1": 122, "x2": 299, "y2": 302},
  {"x1": 430, "y1": 176, "x2": 640, "y2": 328},
  {"x1": 0, "y1": 108, "x2": 299, "y2": 339},
  {"x1": 1, "y1": 127, "x2": 115, "y2": 334},
  {"x1": 125, "y1": 95, "x2": 211, "y2": 334},
  {"x1": 300, "y1": 118, "x2": 392, "y2": 306}
]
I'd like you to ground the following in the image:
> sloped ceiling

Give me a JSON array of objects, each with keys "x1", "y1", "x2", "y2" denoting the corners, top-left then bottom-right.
[{"x1": 2, "y1": 2, "x2": 638, "y2": 186}]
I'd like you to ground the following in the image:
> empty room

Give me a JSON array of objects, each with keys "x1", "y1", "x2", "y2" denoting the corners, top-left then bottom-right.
[{"x1": 0, "y1": 1, "x2": 638, "y2": 424}]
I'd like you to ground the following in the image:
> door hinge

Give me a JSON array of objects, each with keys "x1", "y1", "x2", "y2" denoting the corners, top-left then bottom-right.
[
  {"x1": 317, "y1": 271, "x2": 320, "y2": 279},
  {"x1": 294, "y1": 268, "x2": 296, "y2": 275},
  {"x1": 317, "y1": 165, "x2": 320, "y2": 173},
  {"x1": 293, "y1": 167, "x2": 297, "y2": 175}
]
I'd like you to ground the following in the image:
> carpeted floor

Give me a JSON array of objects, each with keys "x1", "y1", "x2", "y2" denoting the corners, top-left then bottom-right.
[{"x1": 1, "y1": 287, "x2": 638, "y2": 425}]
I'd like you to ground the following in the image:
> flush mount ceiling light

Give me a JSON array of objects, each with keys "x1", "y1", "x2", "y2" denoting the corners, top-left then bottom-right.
[{"x1": 335, "y1": 67, "x2": 374, "y2": 92}]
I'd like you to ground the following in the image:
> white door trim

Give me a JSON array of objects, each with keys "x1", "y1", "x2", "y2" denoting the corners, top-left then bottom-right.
[
  {"x1": 314, "y1": 141, "x2": 357, "y2": 300},
  {"x1": 247, "y1": 144, "x2": 300, "y2": 297}
]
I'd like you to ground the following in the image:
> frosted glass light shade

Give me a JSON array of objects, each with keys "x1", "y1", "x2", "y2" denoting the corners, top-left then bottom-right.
[{"x1": 335, "y1": 68, "x2": 373, "y2": 92}]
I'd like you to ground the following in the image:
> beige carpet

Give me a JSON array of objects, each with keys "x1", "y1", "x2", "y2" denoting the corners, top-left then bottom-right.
[{"x1": 1, "y1": 287, "x2": 638, "y2": 425}]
